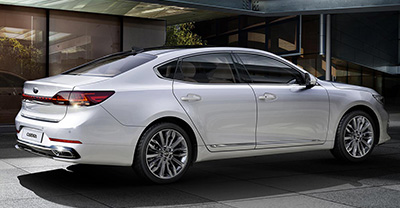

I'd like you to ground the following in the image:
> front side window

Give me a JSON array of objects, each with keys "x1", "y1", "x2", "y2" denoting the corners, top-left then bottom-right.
[
  {"x1": 177, "y1": 53, "x2": 238, "y2": 83},
  {"x1": 236, "y1": 53, "x2": 304, "y2": 84}
]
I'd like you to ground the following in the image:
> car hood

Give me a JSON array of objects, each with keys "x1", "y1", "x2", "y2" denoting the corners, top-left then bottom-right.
[{"x1": 320, "y1": 80, "x2": 378, "y2": 94}]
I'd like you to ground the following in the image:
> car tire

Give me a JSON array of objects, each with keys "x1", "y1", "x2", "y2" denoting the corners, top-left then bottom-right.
[
  {"x1": 133, "y1": 122, "x2": 192, "y2": 183},
  {"x1": 331, "y1": 110, "x2": 376, "y2": 162}
]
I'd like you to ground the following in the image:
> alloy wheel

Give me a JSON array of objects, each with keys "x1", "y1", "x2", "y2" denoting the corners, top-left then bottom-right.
[
  {"x1": 145, "y1": 129, "x2": 188, "y2": 179},
  {"x1": 344, "y1": 115, "x2": 374, "y2": 158}
]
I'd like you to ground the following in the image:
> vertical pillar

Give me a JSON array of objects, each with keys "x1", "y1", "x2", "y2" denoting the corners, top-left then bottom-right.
[
  {"x1": 319, "y1": 14, "x2": 325, "y2": 55},
  {"x1": 45, "y1": 9, "x2": 50, "y2": 77},
  {"x1": 398, "y1": 12, "x2": 400, "y2": 66},
  {"x1": 326, "y1": 14, "x2": 332, "y2": 81}
]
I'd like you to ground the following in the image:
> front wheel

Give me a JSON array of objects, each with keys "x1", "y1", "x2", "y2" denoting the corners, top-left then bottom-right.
[
  {"x1": 331, "y1": 110, "x2": 376, "y2": 162},
  {"x1": 133, "y1": 122, "x2": 192, "y2": 183}
]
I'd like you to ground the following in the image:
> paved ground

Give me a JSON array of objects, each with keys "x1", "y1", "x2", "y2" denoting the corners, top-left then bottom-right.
[{"x1": 1, "y1": 129, "x2": 400, "y2": 208}]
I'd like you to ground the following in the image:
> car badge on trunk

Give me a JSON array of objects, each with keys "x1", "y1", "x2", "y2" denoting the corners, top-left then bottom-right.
[{"x1": 33, "y1": 87, "x2": 39, "y2": 94}]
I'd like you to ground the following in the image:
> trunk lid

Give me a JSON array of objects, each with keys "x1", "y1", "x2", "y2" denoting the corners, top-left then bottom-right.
[{"x1": 21, "y1": 75, "x2": 108, "y2": 122}]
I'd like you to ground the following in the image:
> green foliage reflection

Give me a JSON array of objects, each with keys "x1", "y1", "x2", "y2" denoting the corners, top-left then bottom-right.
[{"x1": 165, "y1": 22, "x2": 206, "y2": 46}]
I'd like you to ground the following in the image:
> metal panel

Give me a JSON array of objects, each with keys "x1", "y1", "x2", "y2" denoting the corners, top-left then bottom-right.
[{"x1": 258, "y1": 0, "x2": 400, "y2": 16}]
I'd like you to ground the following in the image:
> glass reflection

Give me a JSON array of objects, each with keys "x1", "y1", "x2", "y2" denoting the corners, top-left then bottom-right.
[
  {"x1": 0, "y1": 6, "x2": 46, "y2": 124},
  {"x1": 49, "y1": 11, "x2": 120, "y2": 76}
]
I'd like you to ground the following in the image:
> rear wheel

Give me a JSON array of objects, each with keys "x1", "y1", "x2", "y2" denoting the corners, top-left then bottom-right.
[
  {"x1": 331, "y1": 110, "x2": 376, "y2": 162},
  {"x1": 133, "y1": 122, "x2": 192, "y2": 183}
]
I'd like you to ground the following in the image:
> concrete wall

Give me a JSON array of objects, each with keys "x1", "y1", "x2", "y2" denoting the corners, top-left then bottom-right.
[{"x1": 331, "y1": 12, "x2": 399, "y2": 74}]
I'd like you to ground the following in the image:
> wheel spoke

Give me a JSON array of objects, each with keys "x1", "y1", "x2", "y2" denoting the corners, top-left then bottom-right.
[
  {"x1": 166, "y1": 161, "x2": 173, "y2": 177},
  {"x1": 170, "y1": 162, "x2": 178, "y2": 175},
  {"x1": 361, "y1": 122, "x2": 370, "y2": 132},
  {"x1": 173, "y1": 147, "x2": 187, "y2": 152},
  {"x1": 358, "y1": 117, "x2": 365, "y2": 131},
  {"x1": 357, "y1": 142, "x2": 363, "y2": 156},
  {"x1": 159, "y1": 160, "x2": 166, "y2": 177},
  {"x1": 172, "y1": 157, "x2": 184, "y2": 166},
  {"x1": 173, "y1": 152, "x2": 187, "y2": 157},
  {"x1": 352, "y1": 118, "x2": 357, "y2": 131},
  {"x1": 345, "y1": 140, "x2": 354, "y2": 151},
  {"x1": 152, "y1": 139, "x2": 162, "y2": 149},
  {"x1": 148, "y1": 143, "x2": 158, "y2": 151},
  {"x1": 344, "y1": 136, "x2": 352, "y2": 141},
  {"x1": 169, "y1": 131, "x2": 176, "y2": 146},
  {"x1": 363, "y1": 131, "x2": 373, "y2": 136},
  {"x1": 151, "y1": 158, "x2": 162, "y2": 172},
  {"x1": 146, "y1": 154, "x2": 159, "y2": 159},
  {"x1": 158, "y1": 132, "x2": 166, "y2": 146},
  {"x1": 171, "y1": 136, "x2": 184, "y2": 148},
  {"x1": 361, "y1": 139, "x2": 371, "y2": 149},
  {"x1": 346, "y1": 125, "x2": 354, "y2": 133},
  {"x1": 352, "y1": 141, "x2": 358, "y2": 156}
]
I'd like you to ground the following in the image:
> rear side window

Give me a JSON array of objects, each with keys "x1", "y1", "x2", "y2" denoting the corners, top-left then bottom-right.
[
  {"x1": 157, "y1": 61, "x2": 178, "y2": 79},
  {"x1": 236, "y1": 53, "x2": 304, "y2": 84},
  {"x1": 176, "y1": 53, "x2": 238, "y2": 83},
  {"x1": 64, "y1": 53, "x2": 156, "y2": 77}
]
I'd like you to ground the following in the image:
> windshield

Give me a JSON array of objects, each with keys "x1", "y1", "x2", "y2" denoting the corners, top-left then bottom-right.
[{"x1": 64, "y1": 53, "x2": 157, "y2": 77}]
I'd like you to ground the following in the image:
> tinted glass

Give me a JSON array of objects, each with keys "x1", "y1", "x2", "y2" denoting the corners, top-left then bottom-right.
[
  {"x1": 0, "y1": 6, "x2": 46, "y2": 124},
  {"x1": 64, "y1": 53, "x2": 156, "y2": 77},
  {"x1": 247, "y1": 27, "x2": 266, "y2": 50},
  {"x1": 237, "y1": 53, "x2": 303, "y2": 84},
  {"x1": 157, "y1": 61, "x2": 177, "y2": 79},
  {"x1": 49, "y1": 10, "x2": 120, "y2": 75},
  {"x1": 267, "y1": 16, "x2": 299, "y2": 55},
  {"x1": 178, "y1": 54, "x2": 237, "y2": 83}
]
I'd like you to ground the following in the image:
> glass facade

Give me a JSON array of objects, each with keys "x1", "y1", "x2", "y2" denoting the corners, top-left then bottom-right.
[
  {"x1": 0, "y1": 6, "x2": 46, "y2": 124},
  {"x1": 195, "y1": 13, "x2": 400, "y2": 113},
  {"x1": 49, "y1": 11, "x2": 121, "y2": 76},
  {"x1": 267, "y1": 16, "x2": 300, "y2": 55},
  {"x1": 0, "y1": 5, "x2": 165, "y2": 124}
]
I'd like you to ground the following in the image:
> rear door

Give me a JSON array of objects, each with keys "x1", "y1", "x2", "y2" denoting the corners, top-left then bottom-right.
[
  {"x1": 234, "y1": 53, "x2": 330, "y2": 148},
  {"x1": 172, "y1": 53, "x2": 256, "y2": 151}
]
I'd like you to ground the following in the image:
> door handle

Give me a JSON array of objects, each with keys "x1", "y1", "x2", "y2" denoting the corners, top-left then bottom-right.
[
  {"x1": 258, "y1": 93, "x2": 276, "y2": 101},
  {"x1": 181, "y1": 94, "x2": 201, "y2": 102}
]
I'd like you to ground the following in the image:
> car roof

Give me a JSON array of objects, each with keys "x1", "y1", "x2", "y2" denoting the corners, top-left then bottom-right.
[{"x1": 143, "y1": 47, "x2": 266, "y2": 57}]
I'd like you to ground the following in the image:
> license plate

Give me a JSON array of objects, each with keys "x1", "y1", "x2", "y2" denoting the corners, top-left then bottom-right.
[{"x1": 21, "y1": 128, "x2": 43, "y2": 143}]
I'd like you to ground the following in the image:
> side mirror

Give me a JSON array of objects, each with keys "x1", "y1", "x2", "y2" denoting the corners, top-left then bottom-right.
[{"x1": 305, "y1": 73, "x2": 317, "y2": 89}]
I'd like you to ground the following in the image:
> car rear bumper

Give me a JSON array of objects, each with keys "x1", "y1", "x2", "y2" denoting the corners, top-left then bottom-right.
[
  {"x1": 15, "y1": 139, "x2": 80, "y2": 159},
  {"x1": 15, "y1": 105, "x2": 146, "y2": 166}
]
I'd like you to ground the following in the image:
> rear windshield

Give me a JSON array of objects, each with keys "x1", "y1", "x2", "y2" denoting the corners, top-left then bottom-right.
[{"x1": 64, "y1": 53, "x2": 157, "y2": 77}]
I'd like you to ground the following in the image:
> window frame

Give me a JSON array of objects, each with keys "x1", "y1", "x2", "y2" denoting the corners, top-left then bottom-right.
[{"x1": 233, "y1": 52, "x2": 306, "y2": 85}]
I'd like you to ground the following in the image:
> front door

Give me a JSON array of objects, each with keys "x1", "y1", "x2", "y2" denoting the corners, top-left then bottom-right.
[{"x1": 235, "y1": 53, "x2": 330, "y2": 148}]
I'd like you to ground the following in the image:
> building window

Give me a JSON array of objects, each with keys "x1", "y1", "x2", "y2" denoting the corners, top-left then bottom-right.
[
  {"x1": 49, "y1": 11, "x2": 121, "y2": 76},
  {"x1": 122, "y1": 17, "x2": 166, "y2": 50},
  {"x1": 267, "y1": 16, "x2": 301, "y2": 55},
  {"x1": 0, "y1": 6, "x2": 46, "y2": 124},
  {"x1": 246, "y1": 27, "x2": 266, "y2": 50}
]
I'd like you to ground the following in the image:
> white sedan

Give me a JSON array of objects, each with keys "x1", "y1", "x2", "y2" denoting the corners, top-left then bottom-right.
[{"x1": 15, "y1": 47, "x2": 390, "y2": 183}]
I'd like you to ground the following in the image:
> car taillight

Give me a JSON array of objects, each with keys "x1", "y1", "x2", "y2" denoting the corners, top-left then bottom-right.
[{"x1": 23, "y1": 91, "x2": 114, "y2": 106}]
